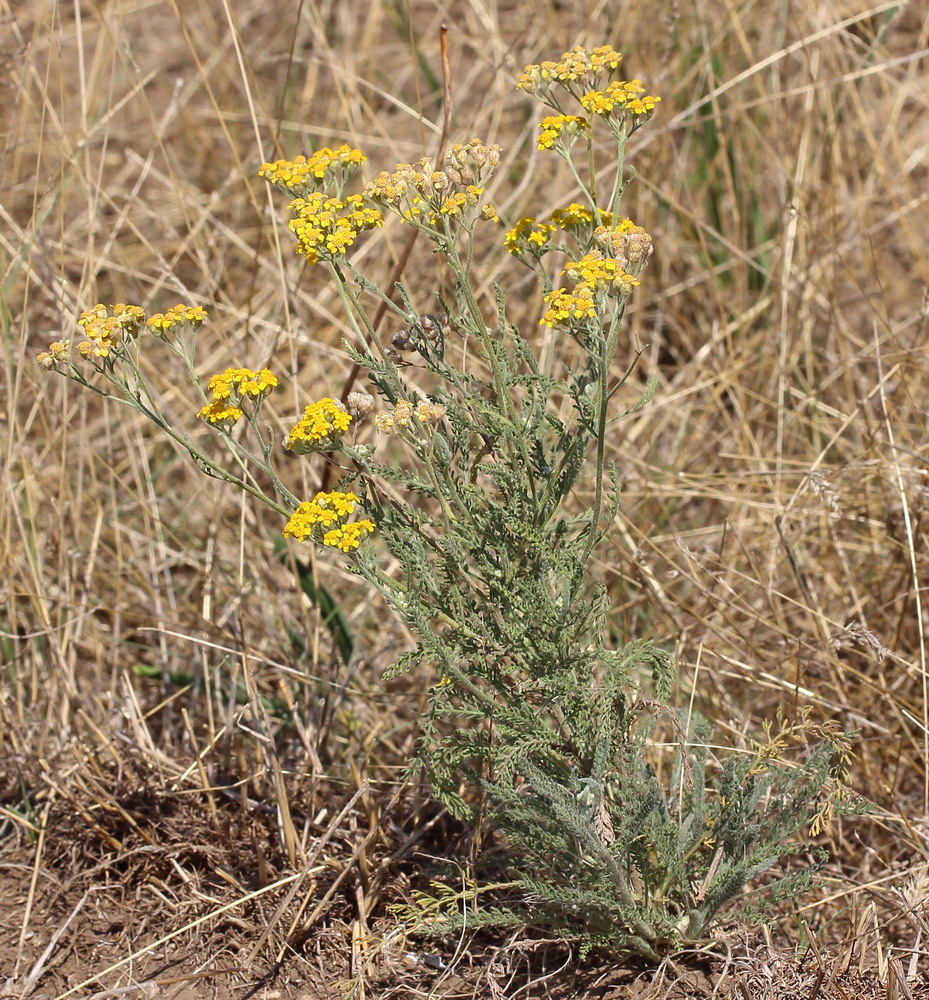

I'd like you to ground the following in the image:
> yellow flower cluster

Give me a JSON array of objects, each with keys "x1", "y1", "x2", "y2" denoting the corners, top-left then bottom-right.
[
  {"x1": 517, "y1": 45, "x2": 623, "y2": 93},
  {"x1": 207, "y1": 367, "x2": 278, "y2": 399},
  {"x1": 540, "y1": 286, "x2": 597, "y2": 327},
  {"x1": 283, "y1": 490, "x2": 375, "y2": 552},
  {"x1": 197, "y1": 401, "x2": 245, "y2": 425},
  {"x1": 73, "y1": 302, "x2": 146, "y2": 359},
  {"x1": 285, "y1": 397, "x2": 352, "y2": 453},
  {"x1": 38, "y1": 302, "x2": 207, "y2": 368},
  {"x1": 258, "y1": 145, "x2": 366, "y2": 193},
  {"x1": 539, "y1": 244, "x2": 642, "y2": 328},
  {"x1": 503, "y1": 217, "x2": 556, "y2": 256},
  {"x1": 536, "y1": 114, "x2": 589, "y2": 150},
  {"x1": 516, "y1": 46, "x2": 659, "y2": 137},
  {"x1": 579, "y1": 80, "x2": 660, "y2": 121},
  {"x1": 363, "y1": 139, "x2": 501, "y2": 227},
  {"x1": 196, "y1": 367, "x2": 278, "y2": 426},
  {"x1": 562, "y1": 252, "x2": 641, "y2": 295},
  {"x1": 147, "y1": 303, "x2": 208, "y2": 335},
  {"x1": 504, "y1": 206, "x2": 620, "y2": 256},
  {"x1": 287, "y1": 193, "x2": 383, "y2": 264},
  {"x1": 550, "y1": 203, "x2": 613, "y2": 229},
  {"x1": 374, "y1": 398, "x2": 446, "y2": 434}
]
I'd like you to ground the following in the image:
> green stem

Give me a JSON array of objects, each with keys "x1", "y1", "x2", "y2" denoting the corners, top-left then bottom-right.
[
  {"x1": 609, "y1": 132, "x2": 629, "y2": 221},
  {"x1": 66, "y1": 361, "x2": 290, "y2": 517},
  {"x1": 581, "y1": 298, "x2": 628, "y2": 565},
  {"x1": 445, "y1": 241, "x2": 510, "y2": 420}
]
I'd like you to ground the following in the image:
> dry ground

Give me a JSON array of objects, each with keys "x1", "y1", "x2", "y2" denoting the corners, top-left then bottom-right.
[{"x1": 4, "y1": 0, "x2": 929, "y2": 997}]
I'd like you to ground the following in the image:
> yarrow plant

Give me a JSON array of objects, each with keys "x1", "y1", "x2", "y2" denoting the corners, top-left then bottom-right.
[{"x1": 39, "y1": 45, "x2": 857, "y2": 959}]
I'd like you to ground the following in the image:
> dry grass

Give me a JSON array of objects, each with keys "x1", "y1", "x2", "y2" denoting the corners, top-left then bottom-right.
[{"x1": 3, "y1": 0, "x2": 929, "y2": 997}]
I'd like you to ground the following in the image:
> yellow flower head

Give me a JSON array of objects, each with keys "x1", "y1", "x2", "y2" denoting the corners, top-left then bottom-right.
[
  {"x1": 562, "y1": 252, "x2": 640, "y2": 295},
  {"x1": 504, "y1": 217, "x2": 556, "y2": 257},
  {"x1": 415, "y1": 400, "x2": 447, "y2": 423},
  {"x1": 197, "y1": 367, "x2": 277, "y2": 423},
  {"x1": 206, "y1": 367, "x2": 278, "y2": 402},
  {"x1": 374, "y1": 398, "x2": 440, "y2": 434},
  {"x1": 579, "y1": 80, "x2": 661, "y2": 128},
  {"x1": 197, "y1": 400, "x2": 244, "y2": 426},
  {"x1": 283, "y1": 491, "x2": 374, "y2": 552},
  {"x1": 393, "y1": 399, "x2": 414, "y2": 427},
  {"x1": 322, "y1": 519, "x2": 376, "y2": 553},
  {"x1": 36, "y1": 340, "x2": 72, "y2": 370},
  {"x1": 75, "y1": 302, "x2": 148, "y2": 359},
  {"x1": 374, "y1": 413, "x2": 395, "y2": 435},
  {"x1": 286, "y1": 397, "x2": 352, "y2": 453},
  {"x1": 540, "y1": 285, "x2": 598, "y2": 328},
  {"x1": 516, "y1": 48, "x2": 659, "y2": 137},
  {"x1": 259, "y1": 145, "x2": 366, "y2": 195},
  {"x1": 536, "y1": 114, "x2": 589, "y2": 151},
  {"x1": 517, "y1": 45, "x2": 623, "y2": 94},
  {"x1": 549, "y1": 203, "x2": 613, "y2": 231},
  {"x1": 146, "y1": 303, "x2": 208, "y2": 337},
  {"x1": 287, "y1": 192, "x2": 383, "y2": 264}
]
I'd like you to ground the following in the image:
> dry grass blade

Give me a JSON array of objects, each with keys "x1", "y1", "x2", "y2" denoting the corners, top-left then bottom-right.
[{"x1": 52, "y1": 872, "x2": 303, "y2": 1000}]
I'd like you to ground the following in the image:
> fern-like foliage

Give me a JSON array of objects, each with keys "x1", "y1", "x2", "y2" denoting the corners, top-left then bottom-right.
[{"x1": 344, "y1": 274, "x2": 860, "y2": 958}]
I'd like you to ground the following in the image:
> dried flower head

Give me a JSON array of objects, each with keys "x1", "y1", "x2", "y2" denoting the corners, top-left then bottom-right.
[
  {"x1": 346, "y1": 391, "x2": 376, "y2": 417},
  {"x1": 363, "y1": 140, "x2": 501, "y2": 228},
  {"x1": 389, "y1": 313, "x2": 454, "y2": 363},
  {"x1": 36, "y1": 340, "x2": 71, "y2": 370},
  {"x1": 593, "y1": 223, "x2": 654, "y2": 275}
]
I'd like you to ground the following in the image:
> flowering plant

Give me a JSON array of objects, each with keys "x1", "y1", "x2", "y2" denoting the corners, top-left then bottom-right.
[{"x1": 39, "y1": 45, "x2": 855, "y2": 959}]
